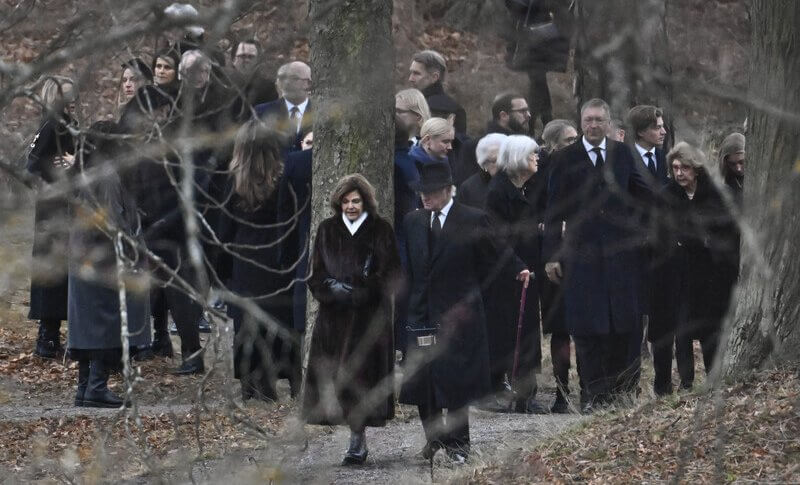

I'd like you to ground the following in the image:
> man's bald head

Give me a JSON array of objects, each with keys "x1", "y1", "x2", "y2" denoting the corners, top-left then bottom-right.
[{"x1": 277, "y1": 61, "x2": 311, "y2": 104}]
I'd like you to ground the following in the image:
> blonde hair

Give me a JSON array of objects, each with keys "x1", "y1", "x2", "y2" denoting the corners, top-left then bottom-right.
[
  {"x1": 396, "y1": 88, "x2": 431, "y2": 123},
  {"x1": 420, "y1": 117, "x2": 453, "y2": 140},
  {"x1": 229, "y1": 121, "x2": 284, "y2": 211},
  {"x1": 39, "y1": 76, "x2": 75, "y2": 114}
]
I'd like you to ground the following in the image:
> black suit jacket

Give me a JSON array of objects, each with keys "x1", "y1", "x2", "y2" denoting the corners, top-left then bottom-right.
[
  {"x1": 400, "y1": 202, "x2": 524, "y2": 408},
  {"x1": 254, "y1": 98, "x2": 314, "y2": 153}
]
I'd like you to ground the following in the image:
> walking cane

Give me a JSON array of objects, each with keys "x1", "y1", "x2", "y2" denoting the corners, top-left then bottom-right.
[{"x1": 508, "y1": 278, "x2": 529, "y2": 411}]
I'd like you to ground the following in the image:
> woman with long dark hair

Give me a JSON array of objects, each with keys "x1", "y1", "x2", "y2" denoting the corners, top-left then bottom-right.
[
  {"x1": 304, "y1": 174, "x2": 402, "y2": 466},
  {"x1": 218, "y1": 121, "x2": 296, "y2": 401},
  {"x1": 116, "y1": 58, "x2": 152, "y2": 117},
  {"x1": 26, "y1": 76, "x2": 78, "y2": 359}
]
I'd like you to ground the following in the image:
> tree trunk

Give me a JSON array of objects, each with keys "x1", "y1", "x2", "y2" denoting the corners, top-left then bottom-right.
[
  {"x1": 574, "y1": 0, "x2": 674, "y2": 144},
  {"x1": 721, "y1": 0, "x2": 800, "y2": 376},
  {"x1": 304, "y1": 0, "x2": 394, "y2": 367}
]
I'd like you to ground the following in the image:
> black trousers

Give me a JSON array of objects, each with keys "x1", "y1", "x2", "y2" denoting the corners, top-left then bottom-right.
[
  {"x1": 573, "y1": 332, "x2": 632, "y2": 405},
  {"x1": 550, "y1": 332, "x2": 573, "y2": 396},
  {"x1": 527, "y1": 69, "x2": 553, "y2": 128},
  {"x1": 653, "y1": 328, "x2": 720, "y2": 394},
  {"x1": 417, "y1": 377, "x2": 469, "y2": 450},
  {"x1": 151, "y1": 244, "x2": 203, "y2": 357}
]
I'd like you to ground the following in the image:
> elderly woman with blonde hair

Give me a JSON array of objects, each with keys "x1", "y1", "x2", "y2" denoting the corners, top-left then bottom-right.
[
  {"x1": 649, "y1": 141, "x2": 738, "y2": 396},
  {"x1": 304, "y1": 174, "x2": 402, "y2": 466},
  {"x1": 483, "y1": 135, "x2": 549, "y2": 413}
]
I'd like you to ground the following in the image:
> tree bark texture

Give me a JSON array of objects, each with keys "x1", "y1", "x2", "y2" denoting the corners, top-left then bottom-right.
[
  {"x1": 305, "y1": 0, "x2": 394, "y2": 365},
  {"x1": 574, "y1": 0, "x2": 674, "y2": 143},
  {"x1": 722, "y1": 0, "x2": 800, "y2": 376}
]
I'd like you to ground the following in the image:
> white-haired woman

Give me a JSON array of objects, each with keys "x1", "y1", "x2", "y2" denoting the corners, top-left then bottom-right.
[
  {"x1": 458, "y1": 133, "x2": 507, "y2": 209},
  {"x1": 484, "y1": 135, "x2": 547, "y2": 413}
]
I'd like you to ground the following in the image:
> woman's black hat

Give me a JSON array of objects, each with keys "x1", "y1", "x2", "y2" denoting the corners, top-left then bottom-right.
[{"x1": 411, "y1": 161, "x2": 454, "y2": 192}]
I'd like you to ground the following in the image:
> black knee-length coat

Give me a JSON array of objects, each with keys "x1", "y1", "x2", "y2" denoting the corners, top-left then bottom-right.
[
  {"x1": 26, "y1": 115, "x2": 75, "y2": 320},
  {"x1": 400, "y1": 202, "x2": 525, "y2": 409},
  {"x1": 303, "y1": 214, "x2": 402, "y2": 428},
  {"x1": 484, "y1": 171, "x2": 543, "y2": 377}
]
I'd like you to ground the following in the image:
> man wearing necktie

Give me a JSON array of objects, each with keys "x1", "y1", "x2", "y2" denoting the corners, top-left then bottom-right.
[
  {"x1": 400, "y1": 161, "x2": 530, "y2": 463},
  {"x1": 254, "y1": 61, "x2": 313, "y2": 153},
  {"x1": 542, "y1": 98, "x2": 649, "y2": 413},
  {"x1": 626, "y1": 105, "x2": 672, "y2": 396}
]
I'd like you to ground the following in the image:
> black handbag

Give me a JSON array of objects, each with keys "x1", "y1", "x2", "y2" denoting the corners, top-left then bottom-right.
[{"x1": 405, "y1": 322, "x2": 440, "y2": 348}]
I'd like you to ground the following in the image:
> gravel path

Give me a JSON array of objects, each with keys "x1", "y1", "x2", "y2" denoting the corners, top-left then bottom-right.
[{"x1": 173, "y1": 406, "x2": 582, "y2": 484}]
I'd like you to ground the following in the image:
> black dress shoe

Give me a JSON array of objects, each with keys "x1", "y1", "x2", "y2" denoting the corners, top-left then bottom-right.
[
  {"x1": 341, "y1": 430, "x2": 368, "y2": 466},
  {"x1": 83, "y1": 360, "x2": 129, "y2": 408},
  {"x1": 197, "y1": 315, "x2": 212, "y2": 334},
  {"x1": 151, "y1": 334, "x2": 174, "y2": 358},
  {"x1": 172, "y1": 355, "x2": 204, "y2": 375},
  {"x1": 131, "y1": 347, "x2": 155, "y2": 362},
  {"x1": 421, "y1": 440, "x2": 444, "y2": 460}
]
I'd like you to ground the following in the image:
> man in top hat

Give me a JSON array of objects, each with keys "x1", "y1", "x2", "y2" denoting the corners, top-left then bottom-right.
[{"x1": 399, "y1": 161, "x2": 530, "y2": 463}]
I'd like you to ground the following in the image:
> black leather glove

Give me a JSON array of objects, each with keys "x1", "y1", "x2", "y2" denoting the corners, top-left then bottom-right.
[{"x1": 324, "y1": 278, "x2": 353, "y2": 303}]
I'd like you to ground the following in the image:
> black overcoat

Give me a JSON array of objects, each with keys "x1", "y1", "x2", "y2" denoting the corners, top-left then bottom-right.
[
  {"x1": 26, "y1": 116, "x2": 75, "y2": 320},
  {"x1": 457, "y1": 171, "x2": 492, "y2": 210},
  {"x1": 67, "y1": 157, "x2": 150, "y2": 357},
  {"x1": 400, "y1": 202, "x2": 525, "y2": 409},
  {"x1": 650, "y1": 175, "x2": 738, "y2": 342},
  {"x1": 542, "y1": 139, "x2": 648, "y2": 337},
  {"x1": 304, "y1": 214, "x2": 401, "y2": 427},
  {"x1": 217, "y1": 179, "x2": 296, "y2": 379},
  {"x1": 484, "y1": 171, "x2": 543, "y2": 377}
]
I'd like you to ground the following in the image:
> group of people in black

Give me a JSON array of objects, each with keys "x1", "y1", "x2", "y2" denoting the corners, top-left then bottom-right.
[{"x1": 24, "y1": 27, "x2": 744, "y2": 465}]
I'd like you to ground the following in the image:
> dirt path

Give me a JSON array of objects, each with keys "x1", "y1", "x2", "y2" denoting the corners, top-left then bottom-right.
[{"x1": 161, "y1": 406, "x2": 582, "y2": 484}]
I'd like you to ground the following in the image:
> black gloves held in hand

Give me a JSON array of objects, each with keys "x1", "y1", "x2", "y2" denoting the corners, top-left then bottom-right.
[{"x1": 323, "y1": 278, "x2": 371, "y2": 306}]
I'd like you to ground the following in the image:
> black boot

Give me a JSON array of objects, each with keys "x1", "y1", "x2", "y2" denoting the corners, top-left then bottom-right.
[
  {"x1": 151, "y1": 332, "x2": 174, "y2": 358},
  {"x1": 550, "y1": 389, "x2": 570, "y2": 414},
  {"x1": 172, "y1": 352, "x2": 204, "y2": 375},
  {"x1": 74, "y1": 360, "x2": 90, "y2": 407},
  {"x1": 83, "y1": 360, "x2": 126, "y2": 408},
  {"x1": 34, "y1": 320, "x2": 62, "y2": 359},
  {"x1": 341, "y1": 429, "x2": 368, "y2": 466}
]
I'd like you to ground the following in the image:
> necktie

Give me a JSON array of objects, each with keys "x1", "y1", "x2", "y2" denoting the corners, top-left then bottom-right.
[
  {"x1": 645, "y1": 152, "x2": 656, "y2": 176},
  {"x1": 290, "y1": 106, "x2": 300, "y2": 133},
  {"x1": 592, "y1": 147, "x2": 604, "y2": 170},
  {"x1": 430, "y1": 211, "x2": 442, "y2": 249}
]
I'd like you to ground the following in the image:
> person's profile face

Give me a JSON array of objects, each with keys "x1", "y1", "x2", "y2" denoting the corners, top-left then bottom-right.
[
  {"x1": 408, "y1": 61, "x2": 438, "y2": 91},
  {"x1": 640, "y1": 116, "x2": 667, "y2": 148},
  {"x1": 726, "y1": 152, "x2": 745, "y2": 177},
  {"x1": 395, "y1": 100, "x2": 421, "y2": 134},
  {"x1": 424, "y1": 129, "x2": 454, "y2": 159},
  {"x1": 557, "y1": 126, "x2": 578, "y2": 149},
  {"x1": 301, "y1": 131, "x2": 313, "y2": 150}
]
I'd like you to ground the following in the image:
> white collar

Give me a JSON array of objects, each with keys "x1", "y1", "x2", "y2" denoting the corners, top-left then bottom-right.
[
  {"x1": 582, "y1": 136, "x2": 607, "y2": 154},
  {"x1": 635, "y1": 143, "x2": 656, "y2": 161},
  {"x1": 342, "y1": 211, "x2": 368, "y2": 236},
  {"x1": 285, "y1": 97, "x2": 309, "y2": 115},
  {"x1": 430, "y1": 197, "x2": 454, "y2": 225}
]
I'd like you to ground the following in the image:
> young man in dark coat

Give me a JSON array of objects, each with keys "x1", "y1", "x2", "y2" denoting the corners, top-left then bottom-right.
[
  {"x1": 625, "y1": 104, "x2": 670, "y2": 394},
  {"x1": 400, "y1": 161, "x2": 530, "y2": 463},
  {"x1": 227, "y1": 38, "x2": 279, "y2": 122},
  {"x1": 456, "y1": 92, "x2": 531, "y2": 185},
  {"x1": 408, "y1": 50, "x2": 467, "y2": 136},
  {"x1": 543, "y1": 98, "x2": 648, "y2": 413}
]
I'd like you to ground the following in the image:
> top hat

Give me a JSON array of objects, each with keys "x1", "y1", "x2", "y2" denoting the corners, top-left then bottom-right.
[{"x1": 411, "y1": 161, "x2": 454, "y2": 192}]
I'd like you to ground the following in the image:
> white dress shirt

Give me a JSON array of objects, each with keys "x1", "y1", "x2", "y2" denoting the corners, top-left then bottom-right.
[
  {"x1": 582, "y1": 136, "x2": 607, "y2": 166},
  {"x1": 430, "y1": 197, "x2": 454, "y2": 228},
  {"x1": 635, "y1": 143, "x2": 657, "y2": 171},
  {"x1": 284, "y1": 98, "x2": 309, "y2": 133},
  {"x1": 342, "y1": 211, "x2": 368, "y2": 236}
]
